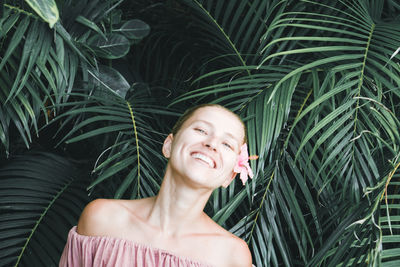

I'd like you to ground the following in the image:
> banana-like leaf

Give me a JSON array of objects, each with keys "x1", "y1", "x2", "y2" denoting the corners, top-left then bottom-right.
[{"x1": 0, "y1": 151, "x2": 89, "y2": 266}]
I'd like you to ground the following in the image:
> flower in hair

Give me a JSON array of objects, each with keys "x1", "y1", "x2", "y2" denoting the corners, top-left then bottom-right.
[{"x1": 234, "y1": 144, "x2": 258, "y2": 185}]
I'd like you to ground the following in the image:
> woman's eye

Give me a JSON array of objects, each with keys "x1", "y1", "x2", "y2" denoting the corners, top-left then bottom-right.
[
  {"x1": 223, "y1": 142, "x2": 233, "y2": 150},
  {"x1": 195, "y1": 128, "x2": 206, "y2": 134}
]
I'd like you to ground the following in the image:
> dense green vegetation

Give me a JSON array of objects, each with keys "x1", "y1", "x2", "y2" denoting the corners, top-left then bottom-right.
[{"x1": 1, "y1": 0, "x2": 400, "y2": 266}]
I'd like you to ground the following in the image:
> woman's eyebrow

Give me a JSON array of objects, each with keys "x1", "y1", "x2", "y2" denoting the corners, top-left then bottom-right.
[
  {"x1": 195, "y1": 120, "x2": 239, "y2": 143},
  {"x1": 195, "y1": 120, "x2": 240, "y2": 143},
  {"x1": 193, "y1": 120, "x2": 212, "y2": 127},
  {"x1": 225, "y1": 132, "x2": 239, "y2": 146}
]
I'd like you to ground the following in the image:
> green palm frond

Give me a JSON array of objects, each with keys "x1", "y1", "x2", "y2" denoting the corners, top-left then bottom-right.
[
  {"x1": 0, "y1": 3, "x2": 85, "y2": 155},
  {"x1": 169, "y1": 0, "x2": 290, "y2": 107},
  {"x1": 0, "y1": 8, "x2": 47, "y2": 154},
  {"x1": 181, "y1": 0, "x2": 272, "y2": 67},
  {"x1": 0, "y1": 151, "x2": 89, "y2": 266},
  {"x1": 49, "y1": 84, "x2": 177, "y2": 199},
  {"x1": 166, "y1": 0, "x2": 400, "y2": 266},
  {"x1": 377, "y1": 166, "x2": 400, "y2": 266},
  {"x1": 0, "y1": 0, "x2": 148, "y2": 156},
  {"x1": 2, "y1": 0, "x2": 400, "y2": 266}
]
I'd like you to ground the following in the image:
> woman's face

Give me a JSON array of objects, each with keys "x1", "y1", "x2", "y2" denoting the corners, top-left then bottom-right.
[{"x1": 163, "y1": 106, "x2": 245, "y2": 189}]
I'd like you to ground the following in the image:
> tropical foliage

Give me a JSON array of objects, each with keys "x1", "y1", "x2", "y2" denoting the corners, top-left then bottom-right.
[{"x1": 1, "y1": 0, "x2": 400, "y2": 266}]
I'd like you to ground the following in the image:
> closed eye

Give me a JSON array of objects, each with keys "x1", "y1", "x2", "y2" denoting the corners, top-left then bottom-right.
[
  {"x1": 223, "y1": 142, "x2": 233, "y2": 150},
  {"x1": 194, "y1": 128, "x2": 207, "y2": 134}
]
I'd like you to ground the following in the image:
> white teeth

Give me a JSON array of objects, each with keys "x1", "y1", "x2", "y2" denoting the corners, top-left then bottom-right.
[{"x1": 192, "y1": 153, "x2": 215, "y2": 168}]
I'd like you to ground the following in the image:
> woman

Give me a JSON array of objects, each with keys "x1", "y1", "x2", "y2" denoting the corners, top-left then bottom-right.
[{"x1": 59, "y1": 104, "x2": 254, "y2": 267}]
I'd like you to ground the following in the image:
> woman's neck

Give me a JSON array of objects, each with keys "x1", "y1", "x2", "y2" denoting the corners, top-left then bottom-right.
[{"x1": 147, "y1": 167, "x2": 213, "y2": 237}]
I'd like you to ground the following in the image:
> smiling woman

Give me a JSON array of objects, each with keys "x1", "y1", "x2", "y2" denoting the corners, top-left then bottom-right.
[{"x1": 59, "y1": 104, "x2": 254, "y2": 267}]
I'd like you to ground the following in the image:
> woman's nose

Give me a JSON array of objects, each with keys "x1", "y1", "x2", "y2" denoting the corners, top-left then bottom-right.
[{"x1": 204, "y1": 138, "x2": 217, "y2": 151}]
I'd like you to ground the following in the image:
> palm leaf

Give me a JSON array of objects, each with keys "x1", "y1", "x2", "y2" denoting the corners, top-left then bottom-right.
[
  {"x1": 2, "y1": 0, "x2": 400, "y2": 266},
  {"x1": 0, "y1": 0, "x2": 140, "y2": 155},
  {"x1": 48, "y1": 84, "x2": 177, "y2": 199},
  {"x1": 168, "y1": 1, "x2": 400, "y2": 266},
  {"x1": 0, "y1": 4, "x2": 82, "y2": 154},
  {"x1": 0, "y1": 151, "x2": 89, "y2": 266},
  {"x1": 378, "y1": 166, "x2": 400, "y2": 266}
]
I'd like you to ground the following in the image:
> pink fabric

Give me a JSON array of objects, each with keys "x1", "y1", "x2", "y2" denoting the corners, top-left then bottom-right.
[{"x1": 59, "y1": 226, "x2": 212, "y2": 267}]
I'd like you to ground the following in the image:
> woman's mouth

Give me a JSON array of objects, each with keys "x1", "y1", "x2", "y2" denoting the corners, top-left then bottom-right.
[{"x1": 191, "y1": 152, "x2": 216, "y2": 168}]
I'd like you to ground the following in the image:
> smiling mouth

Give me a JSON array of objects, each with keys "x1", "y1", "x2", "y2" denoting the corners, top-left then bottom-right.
[{"x1": 191, "y1": 152, "x2": 216, "y2": 168}]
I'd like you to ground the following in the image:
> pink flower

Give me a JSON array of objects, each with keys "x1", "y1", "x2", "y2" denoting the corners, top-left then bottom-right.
[{"x1": 234, "y1": 144, "x2": 257, "y2": 185}]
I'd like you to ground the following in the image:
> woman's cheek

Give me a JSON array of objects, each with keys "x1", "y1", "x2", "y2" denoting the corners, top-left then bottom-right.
[{"x1": 227, "y1": 154, "x2": 238, "y2": 171}]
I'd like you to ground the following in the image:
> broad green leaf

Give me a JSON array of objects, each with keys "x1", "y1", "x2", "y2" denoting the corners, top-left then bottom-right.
[
  {"x1": 88, "y1": 65, "x2": 130, "y2": 99},
  {"x1": 75, "y1": 15, "x2": 106, "y2": 40},
  {"x1": 114, "y1": 19, "x2": 150, "y2": 40},
  {"x1": 88, "y1": 33, "x2": 130, "y2": 59},
  {"x1": 24, "y1": 0, "x2": 59, "y2": 28}
]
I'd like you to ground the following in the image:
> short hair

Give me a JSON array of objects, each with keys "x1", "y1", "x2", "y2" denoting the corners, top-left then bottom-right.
[{"x1": 171, "y1": 104, "x2": 248, "y2": 143}]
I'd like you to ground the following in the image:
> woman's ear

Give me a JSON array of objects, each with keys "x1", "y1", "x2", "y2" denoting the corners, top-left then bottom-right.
[{"x1": 162, "y1": 134, "x2": 174, "y2": 158}]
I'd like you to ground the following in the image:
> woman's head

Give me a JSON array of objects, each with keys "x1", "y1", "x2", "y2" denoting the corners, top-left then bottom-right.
[{"x1": 162, "y1": 104, "x2": 247, "y2": 188}]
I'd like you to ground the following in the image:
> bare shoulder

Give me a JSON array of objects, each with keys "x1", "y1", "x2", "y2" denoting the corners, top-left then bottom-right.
[
  {"x1": 76, "y1": 198, "x2": 120, "y2": 235},
  {"x1": 203, "y1": 217, "x2": 252, "y2": 267},
  {"x1": 224, "y1": 234, "x2": 252, "y2": 267},
  {"x1": 76, "y1": 198, "x2": 151, "y2": 236}
]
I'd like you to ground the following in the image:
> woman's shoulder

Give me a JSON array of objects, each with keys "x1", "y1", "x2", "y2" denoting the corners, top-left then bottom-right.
[
  {"x1": 76, "y1": 198, "x2": 152, "y2": 236},
  {"x1": 223, "y1": 234, "x2": 252, "y2": 267},
  {"x1": 202, "y1": 216, "x2": 253, "y2": 267}
]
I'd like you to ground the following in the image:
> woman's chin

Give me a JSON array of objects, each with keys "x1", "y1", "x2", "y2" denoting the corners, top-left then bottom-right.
[{"x1": 184, "y1": 171, "x2": 227, "y2": 189}]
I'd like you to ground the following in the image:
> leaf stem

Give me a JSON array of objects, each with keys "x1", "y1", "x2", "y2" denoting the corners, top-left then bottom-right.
[
  {"x1": 127, "y1": 101, "x2": 141, "y2": 198},
  {"x1": 4, "y1": 3, "x2": 37, "y2": 18},
  {"x1": 247, "y1": 170, "x2": 275, "y2": 244},
  {"x1": 352, "y1": 23, "x2": 375, "y2": 138},
  {"x1": 15, "y1": 180, "x2": 73, "y2": 266},
  {"x1": 193, "y1": 0, "x2": 250, "y2": 76}
]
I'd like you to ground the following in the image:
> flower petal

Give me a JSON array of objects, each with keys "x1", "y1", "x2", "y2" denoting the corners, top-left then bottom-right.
[
  {"x1": 233, "y1": 143, "x2": 256, "y2": 185},
  {"x1": 240, "y1": 170, "x2": 248, "y2": 185}
]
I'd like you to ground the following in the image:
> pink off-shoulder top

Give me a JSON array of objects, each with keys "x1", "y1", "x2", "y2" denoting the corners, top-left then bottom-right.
[{"x1": 59, "y1": 226, "x2": 213, "y2": 267}]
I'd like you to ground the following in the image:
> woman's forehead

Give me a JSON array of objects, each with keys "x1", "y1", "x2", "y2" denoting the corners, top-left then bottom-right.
[{"x1": 184, "y1": 107, "x2": 245, "y2": 140}]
